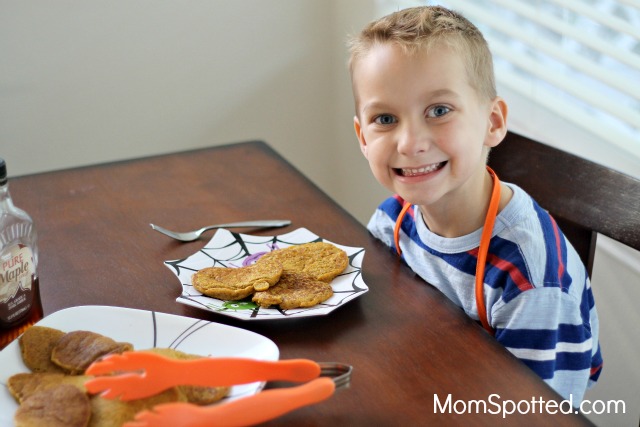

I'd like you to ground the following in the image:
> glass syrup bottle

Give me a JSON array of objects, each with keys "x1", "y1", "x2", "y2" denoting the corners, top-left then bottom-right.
[{"x1": 0, "y1": 158, "x2": 42, "y2": 350}]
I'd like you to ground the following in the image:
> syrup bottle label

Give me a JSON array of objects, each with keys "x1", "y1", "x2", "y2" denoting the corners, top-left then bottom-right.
[{"x1": 0, "y1": 244, "x2": 36, "y2": 324}]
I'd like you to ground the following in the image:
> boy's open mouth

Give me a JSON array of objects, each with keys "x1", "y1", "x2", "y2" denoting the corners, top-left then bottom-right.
[{"x1": 395, "y1": 161, "x2": 447, "y2": 177}]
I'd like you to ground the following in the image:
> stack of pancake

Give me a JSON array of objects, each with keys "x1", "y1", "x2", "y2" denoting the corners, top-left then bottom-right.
[
  {"x1": 9, "y1": 326, "x2": 228, "y2": 427},
  {"x1": 191, "y1": 242, "x2": 349, "y2": 310}
]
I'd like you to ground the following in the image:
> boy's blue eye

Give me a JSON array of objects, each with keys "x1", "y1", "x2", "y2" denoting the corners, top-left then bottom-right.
[
  {"x1": 374, "y1": 114, "x2": 396, "y2": 125},
  {"x1": 427, "y1": 105, "x2": 451, "y2": 118}
]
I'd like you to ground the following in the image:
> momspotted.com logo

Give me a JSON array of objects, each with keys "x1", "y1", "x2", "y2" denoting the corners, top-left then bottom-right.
[{"x1": 434, "y1": 393, "x2": 626, "y2": 418}]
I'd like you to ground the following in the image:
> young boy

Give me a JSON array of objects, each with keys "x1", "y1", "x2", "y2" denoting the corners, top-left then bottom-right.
[{"x1": 348, "y1": 6, "x2": 602, "y2": 405}]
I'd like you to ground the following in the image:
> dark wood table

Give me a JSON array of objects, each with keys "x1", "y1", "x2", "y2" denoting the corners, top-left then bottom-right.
[{"x1": 11, "y1": 141, "x2": 592, "y2": 426}]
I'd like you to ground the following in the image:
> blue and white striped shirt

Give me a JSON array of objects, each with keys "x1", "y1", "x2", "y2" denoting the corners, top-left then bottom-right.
[{"x1": 367, "y1": 183, "x2": 603, "y2": 404}]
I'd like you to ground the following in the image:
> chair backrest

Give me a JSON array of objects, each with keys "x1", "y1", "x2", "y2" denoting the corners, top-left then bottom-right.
[{"x1": 488, "y1": 131, "x2": 640, "y2": 276}]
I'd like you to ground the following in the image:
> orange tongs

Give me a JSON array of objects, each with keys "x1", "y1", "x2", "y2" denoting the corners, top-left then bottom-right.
[{"x1": 84, "y1": 351, "x2": 352, "y2": 427}]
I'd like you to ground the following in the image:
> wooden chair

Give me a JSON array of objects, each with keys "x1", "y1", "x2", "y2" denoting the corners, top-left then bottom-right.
[{"x1": 488, "y1": 131, "x2": 640, "y2": 276}]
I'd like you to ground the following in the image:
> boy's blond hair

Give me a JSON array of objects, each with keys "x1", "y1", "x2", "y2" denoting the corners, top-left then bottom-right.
[{"x1": 348, "y1": 6, "x2": 496, "y2": 102}]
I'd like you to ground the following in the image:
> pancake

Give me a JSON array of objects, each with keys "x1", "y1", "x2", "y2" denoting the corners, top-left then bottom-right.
[
  {"x1": 51, "y1": 330, "x2": 133, "y2": 374},
  {"x1": 192, "y1": 258, "x2": 282, "y2": 300},
  {"x1": 89, "y1": 388, "x2": 185, "y2": 427},
  {"x1": 8, "y1": 372, "x2": 88, "y2": 403},
  {"x1": 257, "y1": 242, "x2": 348, "y2": 282},
  {"x1": 252, "y1": 271, "x2": 334, "y2": 309},
  {"x1": 19, "y1": 326, "x2": 66, "y2": 373},
  {"x1": 145, "y1": 348, "x2": 230, "y2": 404},
  {"x1": 14, "y1": 384, "x2": 91, "y2": 427}
]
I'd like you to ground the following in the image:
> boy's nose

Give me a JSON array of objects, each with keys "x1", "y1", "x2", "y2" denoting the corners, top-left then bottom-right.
[{"x1": 397, "y1": 121, "x2": 430, "y2": 156}]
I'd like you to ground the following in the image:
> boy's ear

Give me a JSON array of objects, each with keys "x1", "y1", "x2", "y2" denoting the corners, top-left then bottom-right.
[
  {"x1": 485, "y1": 97, "x2": 508, "y2": 148},
  {"x1": 353, "y1": 115, "x2": 368, "y2": 158}
]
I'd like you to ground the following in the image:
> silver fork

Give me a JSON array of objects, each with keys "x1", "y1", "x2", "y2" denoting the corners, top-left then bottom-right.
[{"x1": 149, "y1": 220, "x2": 291, "y2": 242}]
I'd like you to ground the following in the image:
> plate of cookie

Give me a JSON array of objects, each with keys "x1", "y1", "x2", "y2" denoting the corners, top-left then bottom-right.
[
  {"x1": 0, "y1": 305, "x2": 279, "y2": 426},
  {"x1": 166, "y1": 228, "x2": 368, "y2": 320}
]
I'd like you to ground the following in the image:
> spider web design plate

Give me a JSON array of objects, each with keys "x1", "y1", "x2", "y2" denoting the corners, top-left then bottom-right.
[{"x1": 165, "y1": 228, "x2": 368, "y2": 320}]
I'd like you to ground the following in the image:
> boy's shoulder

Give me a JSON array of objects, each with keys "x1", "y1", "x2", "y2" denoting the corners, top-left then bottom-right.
[
  {"x1": 370, "y1": 185, "x2": 587, "y2": 292},
  {"x1": 492, "y1": 184, "x2": 588, "y2": 293}
]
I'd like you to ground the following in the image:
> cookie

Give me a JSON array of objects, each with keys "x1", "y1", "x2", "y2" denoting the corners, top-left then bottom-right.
[
  {"x1": 192, "y1": 258, "x2": 283, "y2": 300},
  {"x1": 257, "y1": 242, "x2": 348, "y2": 282},
  {"x1": 252, "y1": 271, "x2": 334, "y2": 309}
]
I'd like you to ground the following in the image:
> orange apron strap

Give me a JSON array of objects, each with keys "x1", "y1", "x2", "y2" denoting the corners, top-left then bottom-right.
[
  {"x1": 394, "y1": 202, "x2": 412, "y2": 256},
  {"x1": 392, "y1": 166, "x2": 501, "y2": 335},
  {"x1": 476, "y1": 166, "x2": 501, "y2": 335}
]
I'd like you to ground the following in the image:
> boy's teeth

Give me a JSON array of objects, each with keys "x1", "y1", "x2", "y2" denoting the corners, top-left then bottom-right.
[{"x1": 401, "y1": 162, "x2": 444, "y2": 176}]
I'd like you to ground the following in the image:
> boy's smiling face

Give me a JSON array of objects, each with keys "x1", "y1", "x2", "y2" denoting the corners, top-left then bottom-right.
[{"x1": 352, "y1": 42, "x2": 506, "y2": 227}]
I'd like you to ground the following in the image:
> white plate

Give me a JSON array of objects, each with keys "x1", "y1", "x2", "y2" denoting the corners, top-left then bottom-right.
[
  {"x1": 0, "y1": 305, "x2": 278, "y2": 426},
  {"x1": 167, "y1": 228, "x2": 368, "y2": 320}
]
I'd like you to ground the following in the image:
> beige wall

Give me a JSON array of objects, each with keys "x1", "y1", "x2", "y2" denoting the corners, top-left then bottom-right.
[{"x1": 1, "y1": 0, "x2": 385, "y2": 224}]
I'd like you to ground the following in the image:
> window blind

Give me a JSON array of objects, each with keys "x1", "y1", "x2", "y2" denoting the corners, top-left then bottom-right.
[{"x1": 375, "y1": 0, "x2": 640, "y2": 163}]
